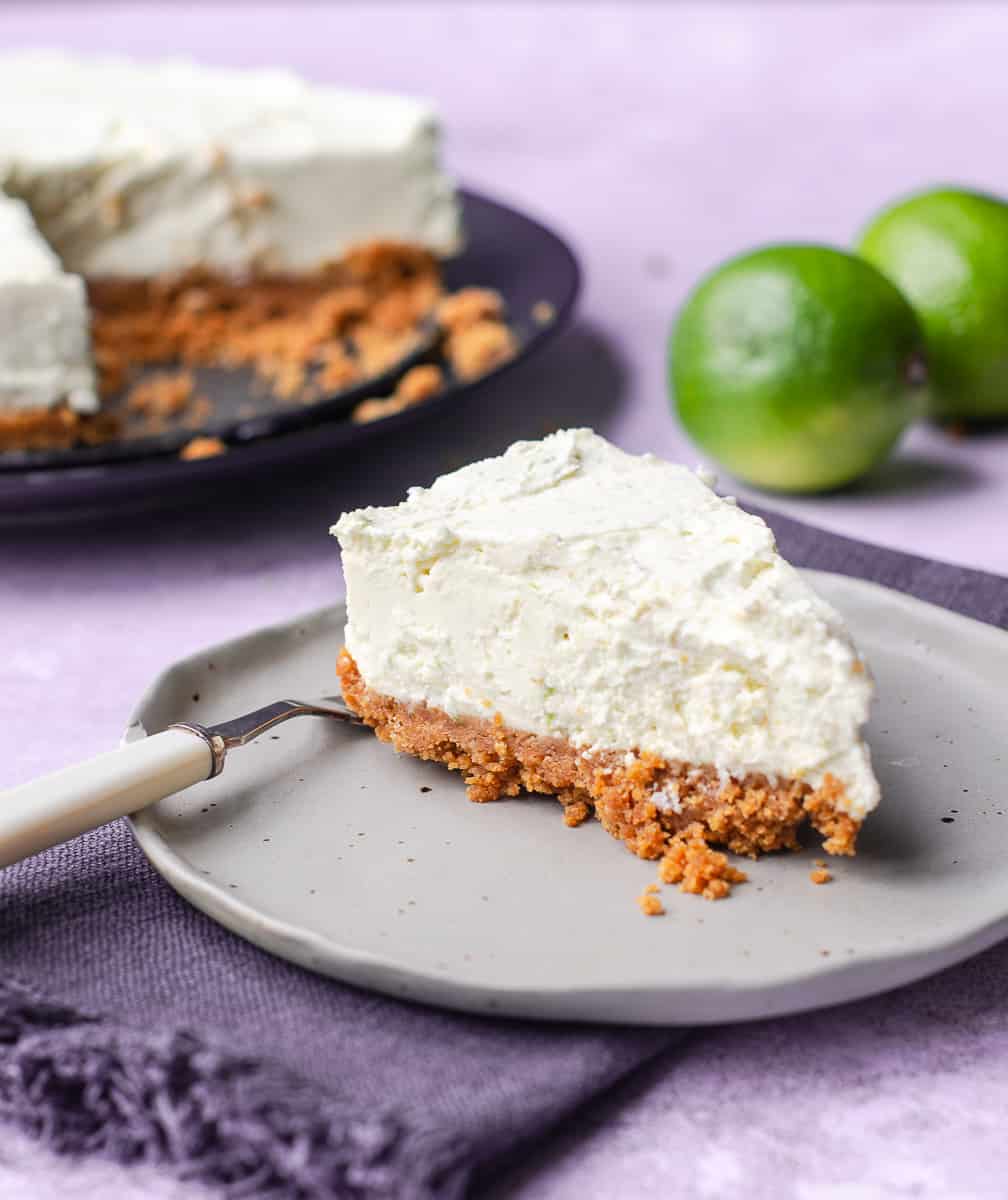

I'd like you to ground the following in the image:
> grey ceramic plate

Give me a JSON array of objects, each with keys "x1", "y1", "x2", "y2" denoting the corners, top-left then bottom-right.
[{"x1": 128, "y1": 571, "x2": 1007, "y2": 1025}]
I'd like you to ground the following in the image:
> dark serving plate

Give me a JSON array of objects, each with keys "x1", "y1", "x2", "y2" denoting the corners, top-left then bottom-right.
[{"x1": 0, "y1": 188, "x2": 579, "y2": 518}]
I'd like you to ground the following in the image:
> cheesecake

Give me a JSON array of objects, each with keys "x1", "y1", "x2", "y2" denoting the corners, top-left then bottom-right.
[
  {"x1": 333, "y1": 430, "x2": 879, "y2": 895},
  {"x1": 0, "y1": 52, "x2": 461, "y2": 449},
  {"x1": 0, "y1": 195, "x2": 100, "y2": 450}
]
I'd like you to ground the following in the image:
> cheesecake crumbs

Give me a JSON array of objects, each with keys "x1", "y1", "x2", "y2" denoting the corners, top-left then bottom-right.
[
  {"x1": 445, "y1": 319, "x2": 516, "y2": 380},
  {"x1": 802, "y1": 774, "x2": 859, "y2": 855},
  {"x1": 61, "y1": 244, "x2": 517, "y2": 453},
  {"x1": 637, "y1": 886, "x2": 665, "y2": 917},
  {"x1": 179, "y1": 435, "x2": 227, "y2": 461},
  {"x1": 658, "y1": 823, "x2": 749, "y2": 901},
  {"x1": 0, "y1": 406, "x2": 119, "y2": 452},
  {"x1": 126, "y1": 370, "x2": 198, "y2": 418},
  {"x1": 351, "y1": 364, "x2": 445, "y2": 424},
  {"x1": 437, "y1": 287, "x2": 504, "y2": 331},
  {"x1": 810, "y1": 868, "x2": 833, "y2": 886},
  {"x1": 435, "y1": 287, "x2": 515, "y2": 380},
  {"x1": 561, "y1": 798, "x2": 592, "y2": 828},
  {"x1": 89, "y1": 241, "x2": 446, "y2": 408}
]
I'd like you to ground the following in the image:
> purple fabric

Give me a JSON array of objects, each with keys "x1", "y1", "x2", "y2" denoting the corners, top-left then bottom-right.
[
  {"x1": 1, "y1": 508, "x2": 1004, "y2": 1197},
  {"x1": 0, "y1": 978, "x2": 457, "y2": 1198},
  {"x1": 0, "y1": 820, "x2": 674, "y2": 1197}
]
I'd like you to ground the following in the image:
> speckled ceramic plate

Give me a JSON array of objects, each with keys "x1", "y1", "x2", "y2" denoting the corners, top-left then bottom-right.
[{"x1": 128, "y1": 571, "x2": 1008, "y2": 1025}]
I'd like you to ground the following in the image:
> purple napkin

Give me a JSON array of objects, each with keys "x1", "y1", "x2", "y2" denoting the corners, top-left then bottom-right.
[{"x1": 2, "y1": 508, "x2": 1005, "y2": 1199}]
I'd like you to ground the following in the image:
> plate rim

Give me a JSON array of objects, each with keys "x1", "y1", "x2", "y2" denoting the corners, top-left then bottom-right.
[{"x1": 127, "y1": 570, "x2": 1008, "y2": 1025}]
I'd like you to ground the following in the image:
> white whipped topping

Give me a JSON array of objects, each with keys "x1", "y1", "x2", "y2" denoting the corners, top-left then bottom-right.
[
  {"x1": 0, "y1": 195, "x2": 97, "y2": 412},
  {"x1": 0, "y1": 51, "x2": 461, "y2": 276},
  {"x1": 333, "y1": 430, "x2": 879, "y2": 819}
]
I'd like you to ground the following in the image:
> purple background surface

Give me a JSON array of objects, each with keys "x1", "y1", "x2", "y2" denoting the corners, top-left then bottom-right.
[{"x1": 2, "y1": 4, "x2": 1008, "y2": 1197}]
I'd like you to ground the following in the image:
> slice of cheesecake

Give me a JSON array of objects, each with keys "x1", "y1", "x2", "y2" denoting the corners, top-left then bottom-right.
[
  {"x1": 333, "y1": 430, "x2": 878, "y2": 885},
  {"x1": 0, "y1": 195, "x2": 100, "y2": 450}
]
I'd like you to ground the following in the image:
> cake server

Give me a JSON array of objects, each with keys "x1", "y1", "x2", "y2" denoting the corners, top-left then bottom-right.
[{"x1": 0, "y1": 696, "x2": 364, "y2": 869}]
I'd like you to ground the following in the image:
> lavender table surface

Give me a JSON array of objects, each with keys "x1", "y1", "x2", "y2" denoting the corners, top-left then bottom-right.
[{"x1": 2, "y1": 4, "x2": 1008, "y2": 1197}]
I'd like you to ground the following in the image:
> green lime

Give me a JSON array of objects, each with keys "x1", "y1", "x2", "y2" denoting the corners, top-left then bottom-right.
[
  {"x1": 670, "y1": 244, "x2": 925, "y2": 493},
  {"x1": 858, "y1": 186, "x2": 1008, "y2": 421}
]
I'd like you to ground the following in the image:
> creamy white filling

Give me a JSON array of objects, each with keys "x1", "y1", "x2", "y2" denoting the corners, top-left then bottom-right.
[
  {"x1": 333, "y1": 430, "x2": 880, "y2": 820},
  {"x1": 0, "y1": 51, "x2": 461, "y2": 276},
  {"x1": 0, "y1": 52, "x2": 460, "y2": 420},
  {"x1": 0, "y1": 195, "x2": 97, "y2": 413}
]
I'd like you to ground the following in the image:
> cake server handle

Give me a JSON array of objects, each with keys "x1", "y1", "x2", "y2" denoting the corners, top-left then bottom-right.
[
  {"x1": 0, "y1": 696, "x2": 363, "y2": 869},
  {"x1": 0, "y1": 729, "x2": 212, "y2": 869}
]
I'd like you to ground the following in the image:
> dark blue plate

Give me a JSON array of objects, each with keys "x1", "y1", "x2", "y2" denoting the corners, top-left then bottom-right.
[{"x1": 0, "y1": 189, "x2": 579, "y2": 519}]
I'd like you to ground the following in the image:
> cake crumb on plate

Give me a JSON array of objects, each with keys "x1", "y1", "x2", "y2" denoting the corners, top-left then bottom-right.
[
  {"x1": 180, "y1": 435, "x2": 227, "y2": 461},
  {"x1": 126, "y1": 370, "x2": 197, "y2": 418},
  {"x1": 446, "y1": 319, "x2": 516, "y2": 380},
  {"x1": 658, "y1": 823, "x2": 748, "y2": 901}
]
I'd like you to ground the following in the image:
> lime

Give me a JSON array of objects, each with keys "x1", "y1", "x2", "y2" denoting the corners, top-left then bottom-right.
[
  {"x1": 858, "y1": 186, "x2": 1008, "y2": 421},
  {"x1": 670, "y1": 244, "x2": 925, "y2": 492}
]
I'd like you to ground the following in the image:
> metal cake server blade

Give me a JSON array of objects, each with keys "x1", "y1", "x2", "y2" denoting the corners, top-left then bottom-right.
[{"x1": 0, "y1": 696, "x2": 365, "y2": 869}]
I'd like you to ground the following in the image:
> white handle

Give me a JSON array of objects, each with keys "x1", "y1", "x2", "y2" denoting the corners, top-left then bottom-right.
[{"x1": 0, "y1": 729, "x2": 212, "y2": 868}]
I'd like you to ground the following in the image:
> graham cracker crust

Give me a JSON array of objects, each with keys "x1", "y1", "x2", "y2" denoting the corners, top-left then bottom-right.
[
  {"x1": 89, "y1": 244, "x2": 515, "y2": 415},
  {"x1": 88, "y1": 241, "x2": 446, "y2": 404},
  {"x1": 0, "y1": 405, "x2": 118, "y2": 452},
  {"x1": 338, "y1": 649, "x2": 860, "y2": 900}
]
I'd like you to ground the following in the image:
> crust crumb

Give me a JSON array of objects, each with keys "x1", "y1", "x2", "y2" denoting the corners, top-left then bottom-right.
[
  {"x1": 810, "y1": 868, "x2": 833, "y2": 885},
  {"x1": 0, "y1": 405, "x2": 118, "y2": 451},
  {"x1": 437, "y1": 287, "x2": 504, "y2": 332},
  {"x1": 658, "y1": 823, "x2": 748, "y2": 900},
  {"x1": 351, "y1": 397, "x2": 397, "y2": 425},
  {"x1": 561, "y1": 798, "x2": 592, "y2": 827},
  {"x1": 351, "y1": 326, "x2": 423, "y2": 377},
  {"x1": 316, "y1": 345, "x2": 360, "y2": 392},
  {"x1": 180, "y1": 435, "x2": 226, "y2": 460},
  {"x1": 446, "y1": 319, "x2": 516, "y2": 380},
  {"x1": 803, "y1": 774, "x2": 859, "y2": 855},
  {"x1": 351, "y1": 364, "x2": 445, "y2": 424},
  {"x1": 126, "y1": 370, "x2": 197, "y2": 417},
  {"x1": 637, "y1": 891, "x2": 665, "y2": 917},
  {"x1": 395, "y1": 364, "x2": 444, "y2": 404}
]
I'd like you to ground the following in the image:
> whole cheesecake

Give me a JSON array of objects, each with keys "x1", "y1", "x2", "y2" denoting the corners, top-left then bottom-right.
[
  {"x1": 333, "y1": 430, "x2": 878, "y2": 892},
  {"x1": 0, "y1": 52, "x2": 461, "y2": 449}
]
